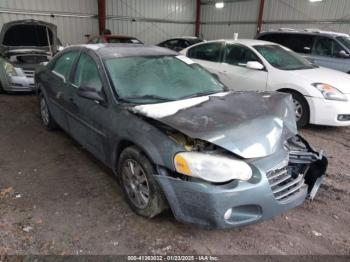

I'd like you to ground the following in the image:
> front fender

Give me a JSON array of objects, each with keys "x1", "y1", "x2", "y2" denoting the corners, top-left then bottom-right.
[{"x1": 109, "y1": 110, "x2": 183, "y2": 171}]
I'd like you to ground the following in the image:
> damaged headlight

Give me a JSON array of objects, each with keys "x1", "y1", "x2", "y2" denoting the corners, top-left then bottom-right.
[
  {"x1": 174, "y1": 152, "x2": 252, "y2": 183},
  {"x1": 4, "y1": 62, "x2": 18, "y2": 77},
  {"x1": 312, "y1": 83, "x2": 347, "y2": 102}
]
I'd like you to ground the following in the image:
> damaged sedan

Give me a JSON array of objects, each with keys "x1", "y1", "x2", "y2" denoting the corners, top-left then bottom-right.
[
  {"x1": 0, "y1": 19, "x2": 59, "y2": 93},
  {"x1": 35, "y1": 44, "x2": 328, "y2": 229}
]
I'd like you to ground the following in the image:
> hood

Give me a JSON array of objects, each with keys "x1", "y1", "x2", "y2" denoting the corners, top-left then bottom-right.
[
  {"x1": 290, "y1": 66, "x2": 350, "y2": 94},
  {"x1": 131, "y1": 92, "x2": 297, "y2": 159},
  {"x1": 0, "y1": 20, "x2": 58, "y2": 54}
]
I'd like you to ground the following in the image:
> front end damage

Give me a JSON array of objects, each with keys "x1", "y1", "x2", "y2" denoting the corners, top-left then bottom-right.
[
  {"x1": 131, "y1": 91, "x2": 328, "y2": 229},
  {"x1": 154, "y1": 134, "x2": 327, "y2": 229}
]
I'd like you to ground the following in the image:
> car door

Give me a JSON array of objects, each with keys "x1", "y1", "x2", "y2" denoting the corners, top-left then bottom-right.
[
  {"x1": 310, "y1": 36, "x2": 347, "y2": 71},
  {"x1": 186, "y1": 42, "x2": 224, "y2": 76},
  {"x1": 65, "y1": 51, "x2": 109, "y2": 163},
  {"x1": 43, "y1": 51, "x2": 80, "y2": 131},
  {"x1": 217, "y1": 44, "x2": 268, "y2": 91}
]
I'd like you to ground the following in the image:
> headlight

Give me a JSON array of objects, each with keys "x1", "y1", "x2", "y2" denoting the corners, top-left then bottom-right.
[
  {"x1": 4, "y1": 62, "x2": 17, "y2": 76},
  {"x1": 312, "y1": 83, "x2": 347, "y2": 102},
  {"x1": 174, "y1": 152, "x2": 252, "y2": 183}
]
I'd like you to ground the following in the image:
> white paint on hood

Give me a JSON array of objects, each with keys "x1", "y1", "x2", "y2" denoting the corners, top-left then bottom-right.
[{"x1": 132, "y1": 92, "x2": 230, "y2": 119}]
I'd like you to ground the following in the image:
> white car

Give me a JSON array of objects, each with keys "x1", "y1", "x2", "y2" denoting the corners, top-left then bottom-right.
[{"x1": 180, "y1": 39, "x2": 350, "y2": 127}]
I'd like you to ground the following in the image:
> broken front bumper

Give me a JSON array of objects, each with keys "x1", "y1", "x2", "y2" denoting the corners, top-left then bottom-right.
[{"x1": 156, "y1": 143, "x2": 327, "y2": 229}]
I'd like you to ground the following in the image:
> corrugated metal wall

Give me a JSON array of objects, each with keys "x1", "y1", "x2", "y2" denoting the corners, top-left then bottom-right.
[
  {"x1": 200, "y1": 0, "x2": 350, "y2": 40},
  {"x1": 200, "y1": 0, "x2": 259, "y2": 39},
  {"x1": 263, "y1": 0, "x2": 350, "y2": 35},
  {"x1": 0, "y1": 0, "x2": 98, "y2": 44},
  {"x1": 0, "y1": 0, "x2": 197, "y2": 45},
  {"x1": 106, "y1": 0, "x2": 196, "y2": 44},
  {"x1": 2, "y1": 0, "x2": 350, "y2": 44}
]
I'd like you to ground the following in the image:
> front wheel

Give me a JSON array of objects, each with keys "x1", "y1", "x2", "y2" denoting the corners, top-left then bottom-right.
[
  {"x1": 118, "y1": 146, "x2": 167, "y2": 218},
  {"x1": 39, "y1": 95, "x2": 58, "y2": 131},
  {"x1": 285, "y1": 91, "x2": 310, "y2": 128}
]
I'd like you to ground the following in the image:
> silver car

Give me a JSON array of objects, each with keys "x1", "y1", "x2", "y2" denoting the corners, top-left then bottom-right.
[
  {"x1": 0, "y1": 19, "x2": 59, "y2": 93},
  {"x1": 257, "y1": 29, "x2": 350, "y2": 73}
]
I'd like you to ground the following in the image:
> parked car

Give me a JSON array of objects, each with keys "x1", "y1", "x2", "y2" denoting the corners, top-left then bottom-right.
[
  {"x1": 256, "y1": 29, "x2": 350, "y2": 73},
  {"x1": 87, "y1": 34, "x2": 143, "y2": 44},
  {"x1": 157, "y1": 37, "x2": 204, "y2": 52},
  {"x1": 0, "y1": 19, "x2": 59, "y2": 93},
  {"x1": 35, "y1": 44, "x2": 327, "y2": 229},
  {"x1": 181, "y1": 39, "x2": 350, "y2": 128}
]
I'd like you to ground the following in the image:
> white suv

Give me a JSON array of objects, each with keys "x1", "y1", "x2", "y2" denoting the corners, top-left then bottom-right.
[{"x1": 180, "y1": 39, "x2": 350, "y2": 127}]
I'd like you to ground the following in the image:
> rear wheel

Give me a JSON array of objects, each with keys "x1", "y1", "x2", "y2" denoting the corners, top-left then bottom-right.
[
  {"x1": 118, "y1": 146, "x2": 167, "y2": 218},
  {"x1": 284, "y1": 91, "x2": 310, "y2": 128},
  {"x1": 39, "y1": 95, "x2": 58, "y2": 130}
]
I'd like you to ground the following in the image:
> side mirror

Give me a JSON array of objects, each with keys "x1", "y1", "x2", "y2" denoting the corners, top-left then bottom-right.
[
  {"x1": 78, "y1": 86, "x2": 105, "y2": 104},
  {"x1": 338, "y1": 50, "x2": 350, "y2": 58},
  {"x1": 246, "y1": 61, "x2": 264, "y2": 70}
]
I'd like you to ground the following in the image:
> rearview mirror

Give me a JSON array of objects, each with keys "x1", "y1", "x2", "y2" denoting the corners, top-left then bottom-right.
[
  {"x1": 78, "y1": 86, "x2": 105, "y2": 104},
  {"x1": 246, "y1": 61, "x2": 264, "y2": 70}
]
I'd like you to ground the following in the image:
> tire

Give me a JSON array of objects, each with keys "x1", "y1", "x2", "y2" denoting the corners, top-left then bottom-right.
[
  {"x1": 39, "y1": 94, "x2": 58, "y2": 131},
  {"x1": 284, "y1": 91, "x2": 310, "y2": 128},
  {"x1": 0, "y1": 82, "x2": 4, "y2": 94},
  {"x1": 118, "y1": 146, "x2": 167, "y2": 218}
]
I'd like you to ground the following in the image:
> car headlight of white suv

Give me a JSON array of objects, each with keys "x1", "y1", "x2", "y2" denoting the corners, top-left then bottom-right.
[
  {"x1": 174, "y1": 152, "x2": 253, "y2": 183},
  {"x1": 4, "y1": 62, "x2": 18, "y2": 77},
  {"x1": 312, "y1": 83, "x2": 348, "y2": 102}
]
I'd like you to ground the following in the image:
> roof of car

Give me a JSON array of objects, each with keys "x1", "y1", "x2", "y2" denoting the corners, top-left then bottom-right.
[
  {"x1": 67, "y1": 44, "x2": 178, "y2": 58},
  {"x1": 193, "y1": 39, "x2": 275, "y2": 47},
  {"x1": 259, "y1": 29, "x2": 350, "y2": 38}
]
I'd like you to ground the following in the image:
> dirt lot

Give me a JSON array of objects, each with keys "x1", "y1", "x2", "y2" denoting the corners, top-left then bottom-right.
[{"x1": 0, "y1": 94, "x2": 349, "y2": 256}]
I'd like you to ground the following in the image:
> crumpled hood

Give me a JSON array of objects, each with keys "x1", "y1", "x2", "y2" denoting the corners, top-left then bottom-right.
[
  {"x1": 290, "y1": 67, "x2": 350, "y2": 94},
  {"x1": 131, "y1": 92, "x2": 298, "y2": 159}
]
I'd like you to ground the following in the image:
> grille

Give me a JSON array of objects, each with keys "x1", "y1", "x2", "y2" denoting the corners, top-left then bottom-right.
[
  {"x1": 267, "y1": 165, "x2": 306, "y2": 203},
  {"x1": 23, "y1": 70, "x2": 35, "y2": 78}
]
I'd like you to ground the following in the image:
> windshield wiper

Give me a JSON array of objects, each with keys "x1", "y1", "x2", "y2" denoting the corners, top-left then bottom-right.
[
  {"x1": 181, "y1": 91, "x2": 220, "y2": 99},
  {"x1": 120, "y1": 95, "x2": 174, "y2": 102}
]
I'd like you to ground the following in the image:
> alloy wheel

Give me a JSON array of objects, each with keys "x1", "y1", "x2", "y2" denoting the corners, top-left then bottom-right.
[
  {"x1": 293, "y1": 98, "x2": 303, "y2": 121},
  {"x1": 122, "y1": 159, "x2": 150, "y2": 209}
]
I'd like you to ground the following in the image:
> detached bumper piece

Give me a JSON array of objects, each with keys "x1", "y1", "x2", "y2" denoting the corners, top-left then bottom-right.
[{"x1": 287, "y1": 135, "x2": 328, "y2": 200}]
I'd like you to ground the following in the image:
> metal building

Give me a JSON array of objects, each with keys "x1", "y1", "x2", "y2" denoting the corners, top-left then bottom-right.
[{"x1": 1, "y1": 0, "x2": 350, "y2": 44}]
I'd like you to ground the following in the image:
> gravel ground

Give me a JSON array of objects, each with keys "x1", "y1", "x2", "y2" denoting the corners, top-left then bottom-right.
[{"x1": 0, "y1": 94, "x2": 349, "y2": 256}]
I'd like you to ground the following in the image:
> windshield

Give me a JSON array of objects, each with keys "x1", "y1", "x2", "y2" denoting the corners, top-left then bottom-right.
[
  {"x1": 254, "y1": 45, "x2": 314, "y2": 70},
  {"x1": 105, "y1": 56, "x2": 225, "y2": 103},
  {"x1": 336, "y1": 36, "x2": 350, "y2": 50}
]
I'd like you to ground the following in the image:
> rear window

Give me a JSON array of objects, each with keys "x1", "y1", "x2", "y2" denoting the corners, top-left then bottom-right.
[
  {"x1": 107, "y1": 37, "x2": 142, "y2": 44},
  {"x1": 3, "y1": 24, "x2": 53, "y2": 46}
]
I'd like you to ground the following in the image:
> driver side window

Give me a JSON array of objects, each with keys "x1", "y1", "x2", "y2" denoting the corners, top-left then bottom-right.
[
  {"x1": 224, "y1": 44, "x2": 260, "y2": 67},
  {"x1": 73, "y1": 53, "x2": 102, "y2": 92}
]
